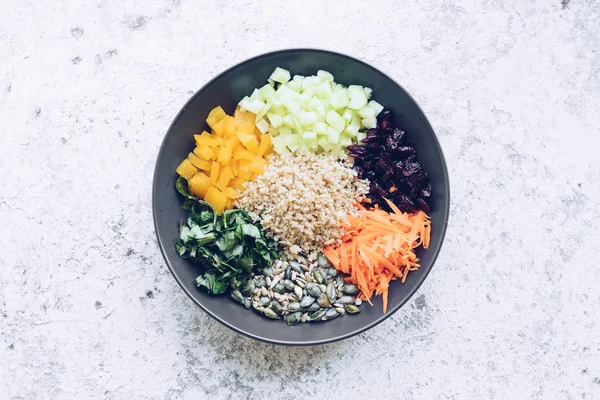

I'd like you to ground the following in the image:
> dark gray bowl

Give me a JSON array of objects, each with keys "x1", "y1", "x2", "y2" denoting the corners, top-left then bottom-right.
[{"x1": 153, "y1": 49, "x2": 450, "y2": 345}]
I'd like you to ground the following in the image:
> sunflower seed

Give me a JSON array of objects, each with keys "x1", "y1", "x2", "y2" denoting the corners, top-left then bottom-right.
[
  {"x1": 342, "y1": 284, "x2": 359, "y2": 295},
  {"x1": 324, "y1": 308, "x2": 339, "y2": 320},
  {"x1": 263, "y1": 308, "x2": 280, "y2": 319},
  {"x1": 265, "y1": 277, "x2": 272, "y2": 287},
  {"x1": 296, "y1": 280, "x2": 306, "y2": 288},
  {"x1": 272, "y1": 268, "x2": 282, "y2": 276},
  {"x1": 345, "y1": 305, "x2": 360, "y2": 314},
  {"x1": 286, "y1": 302, "x2": 301, "y2": 312},
  {"x1": 355, "y1": 298, "x2": 363, "y2": 306},
  {"x1": 230, "y1": 290, "x2": 244, "y2": 304},
  {"x1": 306, "y1": 274, "x2": 313, "y2": 283},
  {"x1": 291, "y1": 271, "x2": 297, "y2": 281},
  {"x1": 308, "y1": 308, "x2": 327, "y2": 321},
  {"x1": 301, "y1": 313, "x2": 309, "y2": 323},
  {"x1": 268, "y1": 289, "x2": 274, "y2": 298},
  {"x1": 300, "y1": 296, "x2": 315, "y2": 308},
  {"x1": 301, "y1": 264, "x2": 310, "y2": 272},
  {"x1": 319, "y1": 284, "x2": 327, "y2": 293},
  {"x1": 327, "y1": 283, "x2": 337, "y2": 302},
  {"x1": 294, "y1": 286, "x2": 303, "y2": 299},
  {"x1": 337, "y1": 295, "x2": 355, "y2": 305},
  {"x1": 305, "y1": 283, "x2": 322, "y2": 298},
  {"x1": 335, "y1": 307, "x2": 345, "y2": 314},
  {"x1": 284, "y1": 312, "x2": 301, "y2": 326}
]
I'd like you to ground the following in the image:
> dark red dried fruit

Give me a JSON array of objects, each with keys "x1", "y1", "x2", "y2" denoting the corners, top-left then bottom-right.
[{"x1": 349, "y1": 109, "x2": 431, "y2": 213}]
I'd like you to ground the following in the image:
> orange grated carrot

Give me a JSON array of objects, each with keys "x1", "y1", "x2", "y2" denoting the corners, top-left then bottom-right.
[{"x1": 322, "y1": 201, "x2": 431, "y2": 313}]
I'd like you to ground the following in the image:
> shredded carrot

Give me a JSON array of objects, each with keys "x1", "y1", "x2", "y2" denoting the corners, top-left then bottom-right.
[{"x1": 323, "y1": 202, "x2": 431, "y2": 313}]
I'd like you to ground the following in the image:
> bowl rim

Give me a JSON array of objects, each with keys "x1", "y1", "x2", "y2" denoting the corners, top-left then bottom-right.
[{"x1": 152, "y1": 48, "x2": 450, "y2": 346}]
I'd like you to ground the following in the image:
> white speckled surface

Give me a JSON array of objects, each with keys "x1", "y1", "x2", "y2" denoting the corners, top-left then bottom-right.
[{"x1": 1, "y1": 1, "x2": 600, "y2": 399}]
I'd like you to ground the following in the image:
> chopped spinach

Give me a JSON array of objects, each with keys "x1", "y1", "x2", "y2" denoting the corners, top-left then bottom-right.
[{"x1": 174, "y1": 177, "x2": 279, "y2": 295}]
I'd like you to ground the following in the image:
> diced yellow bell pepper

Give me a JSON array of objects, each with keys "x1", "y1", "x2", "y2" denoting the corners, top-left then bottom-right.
[
  {"x1": 233, "y1": 107, "x2": 256, "y2": 125},
  {"x1": 235, "y1": 124, "x2": 255, "y2": 136},
  {"x1": 210, "y1": 161, "x2": 220, "y2": 184},
  {"x1": 222, "y1": 116, "x2": 237, "y2": 138},
  {"x1": 217, "y1": 146, "x2": 232, "y2": 166},
  {"x1": 194, "y1": 131, "x2": 217, "y2": 148},
  {"x1": 188, "y1": 172, "x2": 211, "y2": 198},
  {"x1": 259, "y1": 134, "x2": 272, "y2": 156},
  {"x1": 230, "y1": 160, "x2": 239, "y2": 176},
  {"x1": 194, "y1": 145, "x2": 215, "y2": 161},
  {"x1": 233, "y1": 147, "x2": 256, "y2": 161},
  {"x1": 204, "y1": 185, "x2": 227, "y2": 215},
  {"x1": 242, "y1": 136, "x2": 260, "y2": 154},
  {"x1": 223, "y1": 187, "x2": 238, "y2": 199},
  {"x1": 238, "y1": 165, "x2": 252, "y2": 181},
  {"x1": 230, "y1": 178, "x2": 246, "y2": 191},
  {"x1": 188, "y1": 153, "x2": 212, "y2": 171},
  {"x1": 206, "y1": 106, "x2": 226, "y2": 131},
  {"x1": 175, "y1": 159, "x2": 198, "y2": 180},
  {"x1": 249, "y1": 161, "x2": 266, "y2": 175},
  {"x1": 215, "y1": 165, "x2": 234, "y2": 191}
]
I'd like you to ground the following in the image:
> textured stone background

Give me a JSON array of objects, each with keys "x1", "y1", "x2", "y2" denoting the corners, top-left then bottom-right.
[{"x1": 1, "y1": 1, "x2": 599, "y2": 399}]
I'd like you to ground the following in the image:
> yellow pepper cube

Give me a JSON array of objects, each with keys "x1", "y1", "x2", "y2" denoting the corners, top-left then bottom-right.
[
  {"x1": 222, "y1": 116, "x2": 237, "y2": 137},
  {"x1": 204, "y1": 185, "x2": 227, "y2": 215},
  {"x1": 194, "y1": 145, "x2": 215, "y2": 161},
  {"x1": 259, "y1": 134, "x2": 272, "y2": 156},
  {"x1": 242, "y1": 136, "x2": 260, "y2": 154},
  {"x1": 235, "y1": 124, "x2": 255, "y2": 136},
  {"x1": 230, "y1": 178, "x2": 246, "y2": 191},
  {"x1": 188, "y1": 153, "x2": 212, "y2": 171},
  {"x1": 217, "y1": 146, "x2": 232, "y2": 166},
  {"x1": 206, "y1": 106, "x2": 227, "y2": 131},
  {"x1": 175, "y1": 159, "x2": 198, "y2": 180},
  {"x1": 188, "y1": 172, "x2": 211, "y2": 198},
  {"x1": 223, "y1": 187, "x2": 238, "y2": 199},
  {"x1": 234, "y1": 107, "x2": 256, "y2": 125},
  {"x1": 230, "y1": 160, "x2": 239, "y2": 176},
  {"x1": 194, "y1": 131, "x2": 217, "y2": 147},
  {"x1": 232, "y1": 147, "x2": 256, "y2": 161},
  {"x1": 209, "y1": 161, "x2": 220, "y2": 184},
  {"x1": 249, "y1": 161, "x2": 266, "y2": 175}
]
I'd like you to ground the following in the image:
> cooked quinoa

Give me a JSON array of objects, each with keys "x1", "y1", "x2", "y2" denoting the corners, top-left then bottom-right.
[{"x1": 234, "y1": 152, "x2": 369, "y2": 262}]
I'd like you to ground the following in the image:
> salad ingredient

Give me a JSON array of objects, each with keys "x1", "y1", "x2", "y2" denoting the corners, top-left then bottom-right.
[
  {"x1": 175, "y1": 106, "x2": 273, "y2": 215},
  {"x1": 348, "y1": 109, "x2": 431, "y2": 213},
  {"x1": 174, "y1": 187, "x2": 280, "y2": 295},
  {"x1": 235, "y1": 152, "x2": 369, "y2": 262},
  {"x1": 230, "y1": 258, "x2": 362, "y2": 324},
  {"x1": 323, "y1": 200, "x2": 431, "y2": 313},
  {"x1": 238, "y1": 68, "x2": 383, "y2": 155}
]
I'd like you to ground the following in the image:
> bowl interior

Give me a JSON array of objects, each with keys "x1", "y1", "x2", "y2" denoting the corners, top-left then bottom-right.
[{"x1": 153, "y1": 49, "x2": 449, "y2": 345}]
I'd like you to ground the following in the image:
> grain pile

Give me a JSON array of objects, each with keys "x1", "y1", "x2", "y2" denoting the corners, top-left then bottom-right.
[{"x1": 235, "y1": 152, "x2": 369, "y2": 262}]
